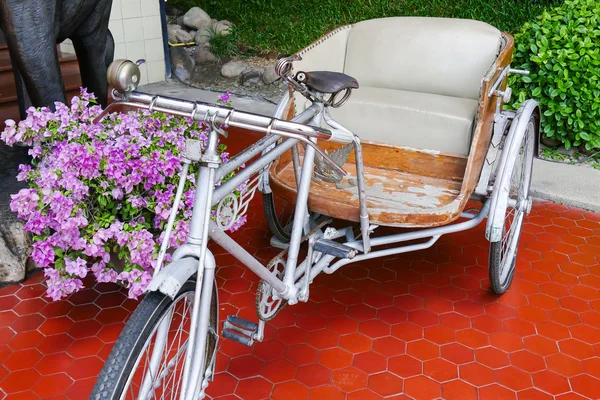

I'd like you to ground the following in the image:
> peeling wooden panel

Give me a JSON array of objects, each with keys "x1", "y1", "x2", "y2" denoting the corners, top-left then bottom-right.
[
  {"x1": 270, "y1": 156, "x2": 465, "y2": 227},
  {"x1": 461, "y1": 33, "x2": 514, "y2": 196},
  {"x1": 319, "y1": 140, "x2": 468, "y2": 181}
]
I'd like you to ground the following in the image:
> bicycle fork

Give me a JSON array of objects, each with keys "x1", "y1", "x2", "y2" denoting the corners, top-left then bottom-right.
[{"x1": 177, "y1": 124, "x2": 221, "y2": 400}]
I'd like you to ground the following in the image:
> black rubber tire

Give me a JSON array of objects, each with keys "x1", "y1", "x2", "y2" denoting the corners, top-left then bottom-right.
[
  {"x1": 489, "y1": 239, "x2": 518, "y2": 294},
  {"x1": 90, "y1": 280, "x2": 217, "y2": 400},
  {"x1": 263, "y1": 192, "x2": 292, "y2": 243}
]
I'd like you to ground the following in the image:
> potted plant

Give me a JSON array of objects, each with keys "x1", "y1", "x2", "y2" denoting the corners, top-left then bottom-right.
[{"x1": 1, "y1": 89, "x2": 246, "y2": 300}]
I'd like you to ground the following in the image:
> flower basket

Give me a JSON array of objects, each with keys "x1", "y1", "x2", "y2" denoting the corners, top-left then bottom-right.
[{"x1": 1, "y1": 89, "x2": 246, "y2": 300}]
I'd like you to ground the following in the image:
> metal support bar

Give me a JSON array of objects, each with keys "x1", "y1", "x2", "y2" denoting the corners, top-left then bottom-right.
[
  {"x1": 364, "y1": 200, "x2": 490, "y2": 249},
  {"x1": 325, "y1": 235, "x2": 441, "y2": 274},
  {"x1": 323, "y1": 109, "x2": 371, "y2": 252},
  {"x1": 212, "y1": 138, "x2": 298, "y2": 206},
  {"x1": 131, "y1": 92, "x2": 332, "y2": 141},
  {"x1": 154, "y1": 160, "x2": 190, "y2": 276},
  {"x1": 292, "y1": 201, "x2": 491, "y2": 294},
  {"x1": 208, "y1": 221, "x2": 288, "y2": 296},
  {"x1": 215, "y1": 134, "x2": 280, "y2": 183},
  {"x1": 214, "y1": 104, "x2": 319, "y2": 184}
]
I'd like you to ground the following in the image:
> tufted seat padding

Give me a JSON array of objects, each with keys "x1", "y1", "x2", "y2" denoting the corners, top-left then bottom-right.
[
  {"x1": 293, "y1": 17, "x2": 503, "y2": 155},
  {"x1": 328, "y1": 87, "x2": 479, "y2": 154},
  {"x1": 344, "y1": 17, "x2": 502, "y2": 100}
]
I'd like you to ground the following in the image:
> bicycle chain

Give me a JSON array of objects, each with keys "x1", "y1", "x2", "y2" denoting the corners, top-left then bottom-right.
[{"x1": 256, "y1": 218, "x2": 332, "y2": 321}]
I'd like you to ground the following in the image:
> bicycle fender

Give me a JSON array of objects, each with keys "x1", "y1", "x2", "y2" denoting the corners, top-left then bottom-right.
[
  {"x1": 146, "y1": 251, "x2": 216, "y2": 299},
  {"x1": 486, "y1": 99, "x2": 539, "y2": 242}
]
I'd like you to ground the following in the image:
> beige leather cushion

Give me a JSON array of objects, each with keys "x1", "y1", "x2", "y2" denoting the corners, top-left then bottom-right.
[
  {"x1": 328, "y1": 86, "x2": 479, "y2": 155},
  {"x1": 294, "y1": 26, "x2": 351, "y2": 74},
  {"x1": 344, "y1": 17, "x2": 502, "y2": 100},
  {"x1": 293, "y1": 27, "x2": 352, "y2": 116}
]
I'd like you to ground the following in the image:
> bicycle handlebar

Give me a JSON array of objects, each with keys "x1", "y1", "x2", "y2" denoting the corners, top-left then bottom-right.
[{"x1": 93, "y1": 59, "x2": 354, "y2": 175}]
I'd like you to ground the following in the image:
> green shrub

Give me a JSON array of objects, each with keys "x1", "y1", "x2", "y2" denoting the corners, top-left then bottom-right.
[
  {"x1": 509, "y1": 0, "x2": 600, "y2": 150},
  {"x1": 168, "y1": 0, "x2": 559, "y2": 54},
  {"x1": 208, "y1": 27, "x2": 239, "y2": 59}
]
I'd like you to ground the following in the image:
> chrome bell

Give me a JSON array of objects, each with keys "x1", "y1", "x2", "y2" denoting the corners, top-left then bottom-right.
[{"x1": 107, "y1": 59, "x2": 144, "y2": 96}]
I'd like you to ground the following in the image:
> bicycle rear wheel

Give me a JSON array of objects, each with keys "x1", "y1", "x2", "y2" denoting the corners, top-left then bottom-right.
[
  {"x1": 90, "y1": 280, "x2": 217, "y2": 400},
  {"x1": 488, "y1": 112, "x2": 536, "y2": 294},
  {"x1": 263, "y1": 190, "x2": 296, "y2": 243}
]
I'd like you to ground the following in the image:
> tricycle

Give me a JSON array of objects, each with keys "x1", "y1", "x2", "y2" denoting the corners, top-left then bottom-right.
[{"x1": 90, "y1": 17, "x2": 538, "y2": 400}]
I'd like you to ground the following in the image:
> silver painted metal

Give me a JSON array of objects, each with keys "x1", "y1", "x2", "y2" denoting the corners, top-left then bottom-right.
[
  {"x1": 94, "y1": 94, "x2": 348, "y2": 176},
  {"x1": 180, "y1": 126, "x2": 220, "y2": 400},
  {"x1": 217, "y1": 134, "x2": 280, "y2": 184},
  {"x1": 208, "y1": 221, "x2": 288, "y2": 295},
  {"x1": 258, "y1": 98, "x2": 317, "y2": 195},
  {"x1": 212, "y1": 137, "x2": 298, "y2": 206},
  {"x1": 147, "y1": 256, "x2": 210, "y2": 299},
  {"x1": 189, "y1": 266, "x2": 216, "y2": 398},
  {"x1": 486, "y1": 99, "x2": 538, "y2": 242},
  {"x1": 281, "y1": 111, "x2": 322, "y2": 304},
  {"x1": 101, "y1": 50, "x2": 537, "y2": 398},
  {"x1": 154, "y1": 159, "x2": 190, "y2": 277},
  {"x1": 474, "y1": 110, "x2": 513, "y2": 197},
  {"x1": 216, "y1": 174, "x2": 260, "y2": 230},
  {"x1": 323, "y1": 109, "x2": 371, "y2": 253}
]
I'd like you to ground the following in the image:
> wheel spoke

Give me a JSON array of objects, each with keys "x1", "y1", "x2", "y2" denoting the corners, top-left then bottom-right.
[
  {"x1": 490, "y1": 117, "x2": 536, "y2": 293},
  {"x1": 119, "y1": 293, "x2": 194, "y2": 400}
]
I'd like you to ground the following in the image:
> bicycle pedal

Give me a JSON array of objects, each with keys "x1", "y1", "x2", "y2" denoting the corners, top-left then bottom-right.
[
  {"x1": 222, "y1": 315, "x2": 258, "y2": 346},
  {"x1": 313, "y1": 239, "x2": 357, "y2": 259}
]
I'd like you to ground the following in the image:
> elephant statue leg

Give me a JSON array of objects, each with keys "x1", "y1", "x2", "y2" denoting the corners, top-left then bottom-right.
[
  {"x1": 71, "y1": 1, "x2": 113, "y2": 107},
  {"x1": 0, "y1": 1, "x2": 66, "y2": 108},
  {"x1": 8, "y1": 55, "x2": 32, "y2": 120}
]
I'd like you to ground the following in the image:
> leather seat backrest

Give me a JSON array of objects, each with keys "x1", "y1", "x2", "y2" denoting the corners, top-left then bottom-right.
[
  {"x1": 294, "y1": 26, "x2": 352, "y2": 75},
  {"x1": 343, "y1": 17, "x2": 502, "y2": 100}
]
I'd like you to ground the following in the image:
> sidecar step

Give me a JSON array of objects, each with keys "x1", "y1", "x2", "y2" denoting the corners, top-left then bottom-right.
[
  {"x1": 314, "y1": 239, "x2": 357, "y2": 259},
  {"x1": 222, "y1": 315, "x2": 258, "y2": 346}
]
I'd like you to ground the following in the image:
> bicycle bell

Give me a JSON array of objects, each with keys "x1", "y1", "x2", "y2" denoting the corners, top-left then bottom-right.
[{"x1": 107, "y1": 59, "x2": 143, "y2": 96}]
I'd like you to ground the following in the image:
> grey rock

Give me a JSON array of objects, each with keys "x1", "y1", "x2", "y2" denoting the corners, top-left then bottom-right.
[
  {"x1": 176, "y1": 15, "x2": 185, "y2": 27},
  {"x1": 170, "y1": 47, "x2": 195, "y2": 82},
  {"x1": 0, "y1": 221, "x2": 32, "y2": 283},
  {"x1": 167, "y1": 24, "x2": 193, "y2": 44},
  {"x1": 0, "y1": 142, "x2": 33, "y2": 284},
  {"x1": 221, "y1": 61, "x2": 249, "y2": 79},
  {"x1": 194, "y1": 47, "x2": 216, "y2": 64},
  {"x1": 183, "y1": 7, "x2": 211, "y2": 30},
  {"x1": 262, "y1": 65, "x2": 280, "y2": 84},
  {"x1": 215, "y1": 20, "x2": 232, "y2": 36},
  {"x1": 194, "y1": 23, "x2": 213, "y2": 46},
  {"x1": 241, "y1": 68, "x2": 264, "y2": 86}
]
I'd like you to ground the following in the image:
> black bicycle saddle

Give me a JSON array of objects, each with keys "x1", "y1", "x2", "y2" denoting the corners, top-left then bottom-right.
[{"x1": 295, "y1": 71, "x2": 359, "y2": 94}]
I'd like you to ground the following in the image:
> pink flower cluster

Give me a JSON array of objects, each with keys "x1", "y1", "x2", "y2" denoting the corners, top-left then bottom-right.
[{"x1": 2, "y1": 89, "x2": 246, "y2": 300}]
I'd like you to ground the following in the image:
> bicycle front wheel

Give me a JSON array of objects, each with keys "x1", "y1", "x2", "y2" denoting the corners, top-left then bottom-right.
[{"x1": 90, "y1": 280, "x2": 218, "y2": 400}]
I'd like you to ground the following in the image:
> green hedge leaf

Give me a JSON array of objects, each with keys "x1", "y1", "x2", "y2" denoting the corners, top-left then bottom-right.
[{"x1": 508, "y1": 0, "x2": 600, "y2": 150}]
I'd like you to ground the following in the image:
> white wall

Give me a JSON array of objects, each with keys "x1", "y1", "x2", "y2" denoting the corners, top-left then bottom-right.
[{"x1": 60, "y1": 0, "x2": 167, "y2": 85}]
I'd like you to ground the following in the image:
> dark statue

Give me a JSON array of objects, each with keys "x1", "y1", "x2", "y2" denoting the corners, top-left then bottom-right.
[
  {"x1": 0, "y1": 0, "x2": 114, "y2": 112},
  {"x1": 0, "y1": 0, "x2": 114, "y2": 283}
]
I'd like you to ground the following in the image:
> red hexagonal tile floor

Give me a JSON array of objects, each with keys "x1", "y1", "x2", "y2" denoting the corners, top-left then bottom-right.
[
  {"x1": 1, "y1": 133, "x2": 600, "y2": 399},
  {"x1": 1, "y1": 198, "x2": 599, "y2": 399}
]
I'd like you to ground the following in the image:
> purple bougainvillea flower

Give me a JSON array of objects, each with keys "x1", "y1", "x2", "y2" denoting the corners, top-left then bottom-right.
[{"x1": 0, "y1": 88, "x2": 248, "y2": 301}]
